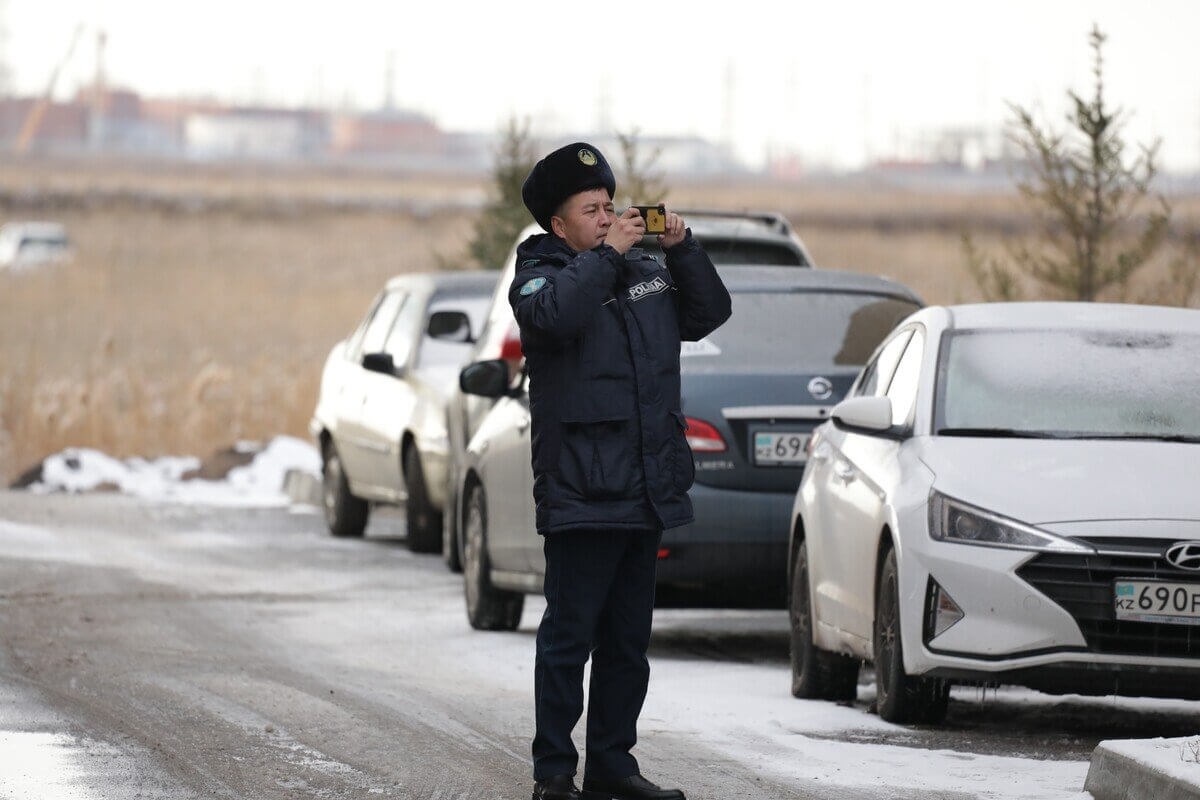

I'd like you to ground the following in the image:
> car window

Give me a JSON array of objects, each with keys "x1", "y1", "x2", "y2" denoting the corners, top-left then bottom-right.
[
  {"x1": 358, "y1": 290, "x2": 405, "y2": 356},
  {"x1": 381, "y1": 292, "x2": 425, "y2": 367},
  {"x1": 416, "y1": 297, "x2": 492, "y2": 371},
  {"x1": 681, "y1": 292, "x2": 919, "y2": 374},
  {"x1": 345, "y1": 293, "x2": 384, "y2": 358},
  {"x1": 646, "y1": 237, "x2": 805, "y2": 266},
  {"x1": 854, "y1": 329, "x2": 914, "y2": 397},
  {"x1": 884, "y1": 328, "x2": 925, "y2": 426}
]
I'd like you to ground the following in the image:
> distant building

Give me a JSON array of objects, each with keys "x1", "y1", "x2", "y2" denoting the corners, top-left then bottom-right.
[
  {"x1": 183, "y1": 108, "x2": 327, "y2": 160},
  {"x1": 330, "y1": 110, "x2": 440, "y2": 156},
  {"x1": 0, "y1": 96, "x2": 87, "y2": 152}
]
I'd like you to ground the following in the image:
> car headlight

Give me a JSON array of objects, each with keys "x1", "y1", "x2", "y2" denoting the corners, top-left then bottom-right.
[{"x1": 927, "y1": 492, "x2": 1094, "y2": 554}]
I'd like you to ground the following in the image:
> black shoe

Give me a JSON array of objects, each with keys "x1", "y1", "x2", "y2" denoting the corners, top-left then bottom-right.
[
  {"x1": 533, "y1": 774, "x2": 582, "y2": 800},
  {"x1": 581, "y1": 774, "x2": 685, "y2": 800}
]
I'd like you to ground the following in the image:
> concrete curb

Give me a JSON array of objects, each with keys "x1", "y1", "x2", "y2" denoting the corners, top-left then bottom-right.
[
  {"x1": 1085, "y1": 739, "x2": 1200, "y2": 800},
  {"x1": 283, "y1": 469, "x2": 322, "y2": 507}
]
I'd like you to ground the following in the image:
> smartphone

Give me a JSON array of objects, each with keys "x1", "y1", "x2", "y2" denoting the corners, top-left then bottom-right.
[{"x1": 633, "y1": 204, "x2": 667, "y2": 235}]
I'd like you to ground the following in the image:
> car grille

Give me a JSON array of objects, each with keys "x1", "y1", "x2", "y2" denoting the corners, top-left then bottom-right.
[{"x1": 1016, "y1": 540, "x2": 1200, "y2": 658}]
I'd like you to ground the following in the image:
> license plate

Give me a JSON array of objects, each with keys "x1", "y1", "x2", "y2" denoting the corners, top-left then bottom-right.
[
  {"x1": 753, "y1": 432, "x2": 809, "y2": 466},
  {"x1": 1113, "y1": 580, "x2": 1200, "y2": 624}
]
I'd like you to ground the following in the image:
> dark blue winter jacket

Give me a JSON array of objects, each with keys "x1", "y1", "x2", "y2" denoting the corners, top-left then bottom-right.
[{"x1": 509, "y1": 231, "x2": 731, "y2": 535}]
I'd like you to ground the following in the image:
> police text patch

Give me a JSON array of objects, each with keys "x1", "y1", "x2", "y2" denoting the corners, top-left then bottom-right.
[
  {"x1": 627, "y1": 276, "x2": 669, "y2": 302},
  {"x1": 520, "y1": 277, "x2": 548, "y2": 296}
]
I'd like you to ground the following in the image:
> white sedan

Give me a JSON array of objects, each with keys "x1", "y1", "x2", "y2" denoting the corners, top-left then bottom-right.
[
  {"x1": 310, "y1": 272, "x2": 496, "y2": 550},
  {"x1": 788, "y1": 302, "x2": 1200, "y2": 724}
]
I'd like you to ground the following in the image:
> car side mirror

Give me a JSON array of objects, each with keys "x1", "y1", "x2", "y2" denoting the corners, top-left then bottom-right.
[
  {"x1": 460, "y1": 359, "x2": 511, "y2": 398},
  {"x1": 427, "y1": 310, "x2": 474, "y2": 343},
  {"x1": 831, "y1": 396, "x2": 894, "y2": 434},
  {"x1": 362, "y1": 351, "x2": 398, "y2": 376}
]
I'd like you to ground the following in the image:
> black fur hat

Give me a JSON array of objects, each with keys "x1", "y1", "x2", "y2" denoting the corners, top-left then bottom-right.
[{"x1": 521, "y1": 142, "x2": 616, "y2": 231}]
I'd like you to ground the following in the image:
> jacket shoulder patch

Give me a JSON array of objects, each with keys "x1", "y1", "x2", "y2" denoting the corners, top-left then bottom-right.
[{"x1": 519, "y1": 276, "x2": 548, "y2": 296}]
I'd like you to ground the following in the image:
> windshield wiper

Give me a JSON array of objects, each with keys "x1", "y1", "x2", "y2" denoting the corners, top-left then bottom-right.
[
  {"x1": 935, "y1": 427, "x2": 1068, "y2": 439},
  {"x1": 1064, "y1": 432, "x2": 1200, "y2": 444}
]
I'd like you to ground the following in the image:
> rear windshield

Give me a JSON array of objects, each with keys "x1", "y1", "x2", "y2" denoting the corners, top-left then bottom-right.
[
  {"x1": 642, "y1": 237, "x2": 806, "y2": 266},
  {"x1": 682, "y1": 291, "x2": 919, "y2": 371}
]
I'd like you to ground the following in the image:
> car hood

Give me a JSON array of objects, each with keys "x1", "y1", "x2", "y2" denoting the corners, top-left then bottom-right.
[{"x1": 915, "y1": 437, "x2": 1200, "y2": 525}]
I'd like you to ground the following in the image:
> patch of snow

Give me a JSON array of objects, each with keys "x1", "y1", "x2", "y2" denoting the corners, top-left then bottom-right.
[{"x1": 29, "y1": 436, "x2": 320, "y2": 508}]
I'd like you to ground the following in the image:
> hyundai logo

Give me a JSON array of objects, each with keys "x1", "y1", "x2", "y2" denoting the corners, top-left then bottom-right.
[
  {"x1": 1164, "y1": 541, "x2": 1200, "y2": 571},
  {"x1": 807, "y1": 376, "x2": 833, "y2": 400}
]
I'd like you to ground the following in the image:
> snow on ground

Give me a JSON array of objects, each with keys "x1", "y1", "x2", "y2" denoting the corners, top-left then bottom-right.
[
  {"x1": 28, "y1": 436, "x2": 320, "y2": 507},
  {"x1": 355, "y1": 597, "x2": 1100, "y2": 800},
  {"x1": 645, "y1": 657, "x2": 1092, "y2": 799}
]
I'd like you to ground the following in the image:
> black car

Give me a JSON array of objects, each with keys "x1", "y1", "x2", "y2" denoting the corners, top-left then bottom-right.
[{"x1": 457, "y1": 266, "x2": 922, "y2": 628}]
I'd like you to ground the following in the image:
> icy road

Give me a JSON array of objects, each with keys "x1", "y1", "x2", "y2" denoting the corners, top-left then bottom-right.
[{"x1": 1, "y1": 492, "x2": 1198, "y2": 799}]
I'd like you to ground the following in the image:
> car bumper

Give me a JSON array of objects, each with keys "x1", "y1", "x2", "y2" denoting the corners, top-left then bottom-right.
[
  {"x1": 655, "y1": 483, "x2": 794, "y2": 608},
  {"x1": 895, "y1": 502, "x2": 1200, "y2": 686}
]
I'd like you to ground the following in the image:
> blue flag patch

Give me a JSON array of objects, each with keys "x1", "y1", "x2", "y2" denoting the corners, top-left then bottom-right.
[{"x1": 520, "y1": 277, "x2": 547, "y2": 296}]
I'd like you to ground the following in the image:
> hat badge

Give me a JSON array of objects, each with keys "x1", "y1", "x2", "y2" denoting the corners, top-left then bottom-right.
[{"x1": 577, "y1": 148, "x2": 598, "y2": 166}]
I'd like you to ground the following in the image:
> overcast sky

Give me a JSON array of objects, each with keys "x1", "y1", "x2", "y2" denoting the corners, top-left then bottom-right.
[{"x1": 5, "y1": 0, "x2": 1199, "y2": 170}]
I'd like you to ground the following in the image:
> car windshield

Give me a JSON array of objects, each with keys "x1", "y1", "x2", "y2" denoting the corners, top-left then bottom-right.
[
  {"x1": 682, "y1": 291, "x2": 919, "y2": 372},
  {"x1": 936, "y1": 329, "x2": 1200, "y2": 440}
]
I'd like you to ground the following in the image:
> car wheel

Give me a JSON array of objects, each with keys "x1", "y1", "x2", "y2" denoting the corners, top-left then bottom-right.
[
  {"x1": 462, "y1": 483, "x2": 523, "y2": 631},
  {"x1": 442, "y1": 477, "x2": 463, "y2": 573},
  {"x1": 322, "y1": 443, "x2": 368, "y2": 538},
  {"x1": 404, "y1": 446, "x2": 443, "y2": 554},
  {"x1": 874, "y1": 548, "x2": 949, "y2": 724},
  {"x1": 790, "y1": 542, "x2": 860, "y2": 701}
]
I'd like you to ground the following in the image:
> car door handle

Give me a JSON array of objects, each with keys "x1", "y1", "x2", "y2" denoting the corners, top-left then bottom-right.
[
  {"x1": 833, "y1": 461, "x2": 856, "y2": 482},
  {"x1": 516, "y1": 414, "x2": 530, "y2": 433}
]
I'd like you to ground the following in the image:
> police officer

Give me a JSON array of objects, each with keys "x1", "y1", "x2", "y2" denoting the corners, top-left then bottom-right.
[{"x1": 511, "y1": 143, "x2": 731, "y2": 800}]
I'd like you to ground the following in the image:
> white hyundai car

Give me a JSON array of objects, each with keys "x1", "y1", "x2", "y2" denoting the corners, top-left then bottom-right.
[{"x1": 788, "y1": 302, "x2": 1200, "y2": 724}]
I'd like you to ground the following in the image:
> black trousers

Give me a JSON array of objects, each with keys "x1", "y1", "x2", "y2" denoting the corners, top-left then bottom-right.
[{"x1": 532, "y1": 527, "x2": 662, "y2": 781}]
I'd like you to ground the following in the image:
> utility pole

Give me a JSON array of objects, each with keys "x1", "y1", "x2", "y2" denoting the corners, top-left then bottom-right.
[
  {"x1": 89, "y1": 28, "x2": 107, "y2": 151},
  {"x1": 0, "y1": 0, "x2": 13, "y2": 98},
  {"x1": 720, "y1": 60, "x2": 734, "y2": 157},
  {"x1": 383, "y1": 49, "x2": 395, "y2": 112}
]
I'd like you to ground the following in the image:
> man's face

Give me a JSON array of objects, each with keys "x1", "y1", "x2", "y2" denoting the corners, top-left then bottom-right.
[{"x1": 551, "y1": 188, "x2": 616, "y2": 252}]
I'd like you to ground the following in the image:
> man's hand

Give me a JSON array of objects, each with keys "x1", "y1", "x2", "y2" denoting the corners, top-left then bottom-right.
[
  {"x1": 604, "y1": 208, "x2": 646, "y2": 254},
  {"x1": 658, "y1": 211, "x2": 686, "y2": 248}
]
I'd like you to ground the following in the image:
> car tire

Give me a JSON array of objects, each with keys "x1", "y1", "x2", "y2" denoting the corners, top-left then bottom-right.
[
  {"x1": 462, "y1": 483, "x2": 523, "y2": 631},
  {"x1": 322, "y1": 443, "x2": 368, "y2": 538},
  {"x1": 790, "y1": 542, "x2": 860, "y2": 701},
  {"x1": 874, "y1": 548, "x2": 950, "y2": 724},
  {"x1": 404, "y1": 446, "x2": 443, "y2": 554}
]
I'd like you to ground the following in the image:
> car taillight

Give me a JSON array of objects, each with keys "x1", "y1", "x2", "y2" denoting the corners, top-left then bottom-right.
[
  {"x1": 684, "y1": 417, "x2": 726, "y2": 452},
  {"x1": 498, "y1": 321, "x2": 524, "y2": 379}
]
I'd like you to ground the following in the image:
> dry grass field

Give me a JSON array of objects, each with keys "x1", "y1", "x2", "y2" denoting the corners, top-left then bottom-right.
[{"x1": 1, "y1": 157, "x2": 1197, "y2": 483}]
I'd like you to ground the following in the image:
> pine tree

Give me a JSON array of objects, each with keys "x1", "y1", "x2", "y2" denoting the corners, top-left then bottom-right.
[
  {"x1": 468, "y1": 117, "x2": 538, "y2": 270},
  {"x1": 965, "y1": 25, "x2": 1174, "y2": 302}
]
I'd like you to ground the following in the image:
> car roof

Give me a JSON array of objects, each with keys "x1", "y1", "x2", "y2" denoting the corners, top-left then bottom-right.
[
  {"x1": 716, "y1": 265, "x2": 923, "y2": 303},
  {"x1": 682, "y1": 211, "x2": 794, "y2": 239},
  {"x1": 942, "y1": 302, "x2": 1200, "y2": 333},
  {"x1": 385, "y1": 270, "x2": 499, "y2": 297}
]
